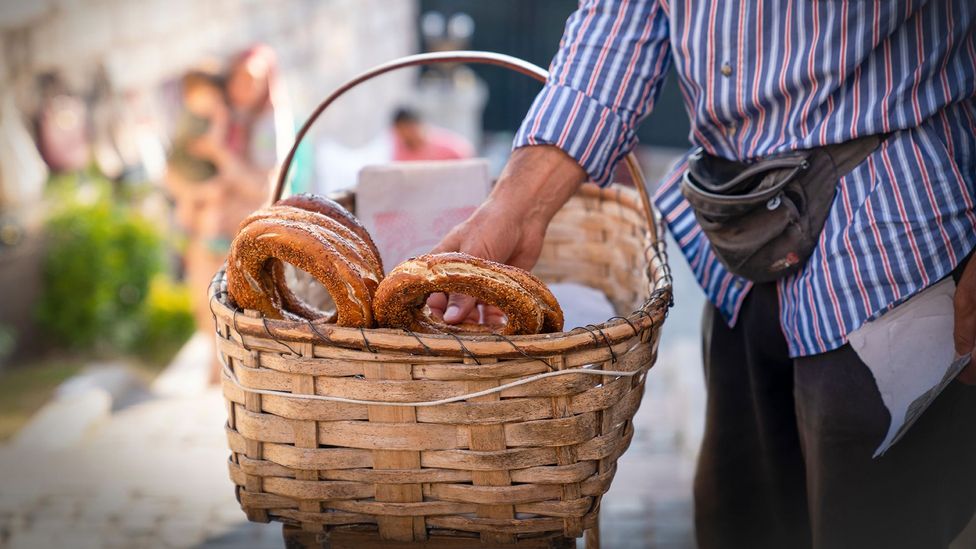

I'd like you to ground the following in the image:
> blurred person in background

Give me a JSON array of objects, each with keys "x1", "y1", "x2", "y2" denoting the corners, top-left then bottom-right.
[
  {"x1": 391, "y1": 107, "x2": 473, "y2": 162},
  {"x1": 166, "y1": 69, "x2": 226, "y2": 232},
  {"x1": 166, "y1": 44, "x2": 294, "y2": 383},
  {"x1": 34, "y1": 74, "x2": 90, "y2": 174}
]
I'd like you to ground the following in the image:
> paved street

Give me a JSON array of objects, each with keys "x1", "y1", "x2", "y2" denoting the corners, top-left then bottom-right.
[
  {"x1": 596, "y1": 245, "x2": 705, "y2": 549},
  {"x1": 0, "y1": 248, "x2": 708, "y2": 549},
  {"x1": 0, "y1": 352, "x2": 282, "y2": 549}
]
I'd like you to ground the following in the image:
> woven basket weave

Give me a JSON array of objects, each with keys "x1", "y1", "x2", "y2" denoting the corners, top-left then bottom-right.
[{"x1": 211, "y1": 51, "x2": 673, "y2": 546}]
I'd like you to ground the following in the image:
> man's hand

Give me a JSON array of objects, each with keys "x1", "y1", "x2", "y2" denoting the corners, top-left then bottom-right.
[
  {"x1": 955, "y1": 256, "x2": 976, "y2": 385},
  {"x1": 428, "y1": 197, "x2": 549, "y2": 324},
  {"x1": 428, "y1": 145, "x2": 587, "y2": 324}
]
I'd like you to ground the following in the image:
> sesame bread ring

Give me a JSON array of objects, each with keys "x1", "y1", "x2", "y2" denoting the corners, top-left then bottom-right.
[
  {"x1": 239, "y1": 206, "x2": 382, "y2": 320},
  {"x1": 242, "y1": 205, "x2": 382, "y2": 276},
  {"x1": 373, "y1": 252, "x2": 564, "y2": 335},
  {"x1": 276, "y1": 193, "x2": 384, "y2": 273},
  {"x1": 266, "y1": 260, "x2": 339, "y2": 322},
  {"x1": 494, "y1": 261, "x2": 565, "y2": 333},
  {"x1": 226, "y1": 218, "x2": 374, "y2": 326}
]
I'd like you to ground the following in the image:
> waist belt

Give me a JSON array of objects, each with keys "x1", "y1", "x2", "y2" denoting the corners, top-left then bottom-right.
[{"x1": 680, "y1": 135, "x2": 882, "y2": 282}]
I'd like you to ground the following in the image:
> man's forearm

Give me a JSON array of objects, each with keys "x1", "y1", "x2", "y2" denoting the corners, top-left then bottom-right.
[{"x1": 490, "y1": 145, "x2": 588, "y2": 229}]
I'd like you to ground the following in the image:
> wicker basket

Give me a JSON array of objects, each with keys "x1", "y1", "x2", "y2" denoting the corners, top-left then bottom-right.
[{"x1": 211, "y1": 51, "x2": 673, "y2": 547}]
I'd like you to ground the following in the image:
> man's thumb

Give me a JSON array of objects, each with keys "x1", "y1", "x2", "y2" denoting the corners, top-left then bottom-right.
[
  {"x1": 431, "y1": 229, "x2": 462, "y2": 255},
  {"x1": 444, "y1": 293, "x2": 478, "y2": 324}
]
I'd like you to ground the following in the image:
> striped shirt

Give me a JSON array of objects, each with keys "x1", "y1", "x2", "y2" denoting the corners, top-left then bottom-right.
[{"x1": 514, "y1": 0, "x2": 976, "y2": 357}]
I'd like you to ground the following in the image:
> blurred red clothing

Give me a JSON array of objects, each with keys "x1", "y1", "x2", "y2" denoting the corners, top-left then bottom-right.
[{"x1": 392, "y1": 126, "x2": 474, "y2": 162}]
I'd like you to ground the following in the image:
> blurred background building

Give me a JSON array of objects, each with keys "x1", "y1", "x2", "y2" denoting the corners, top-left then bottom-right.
[
  {"x1": 0, "y1": 0, "x2": 693, "y2": 367},
  {"x1": 0, "y1": 0, "x2": 417, "y2": 368}
]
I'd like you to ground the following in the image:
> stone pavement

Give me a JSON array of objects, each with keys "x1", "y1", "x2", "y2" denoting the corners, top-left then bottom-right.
[
  {"x1": 0, "y1": 248, "x2": 708, "y2": 549},
  {"x1": 0, "y1": 336, "x2": 282, "y2": 549}
]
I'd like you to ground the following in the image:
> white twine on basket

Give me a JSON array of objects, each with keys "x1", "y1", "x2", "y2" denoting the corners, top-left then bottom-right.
[{"x1": 220, "y1": 357, "x2": 645, "y2": 407}]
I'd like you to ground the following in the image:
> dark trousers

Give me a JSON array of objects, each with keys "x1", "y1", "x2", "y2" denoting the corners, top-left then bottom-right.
[{"x1": 694, "y1": 282, "x2": 976, "y2": 549}]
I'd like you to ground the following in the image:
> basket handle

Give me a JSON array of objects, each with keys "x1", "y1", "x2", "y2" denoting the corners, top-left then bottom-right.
[{"x1": 272, "y1": 50, "x2": 658, "y2": 237}]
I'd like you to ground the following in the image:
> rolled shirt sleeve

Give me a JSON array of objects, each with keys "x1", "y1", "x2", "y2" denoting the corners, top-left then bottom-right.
[{"x1": 514, "y1": 0, "x2": 672, "y2": 186}]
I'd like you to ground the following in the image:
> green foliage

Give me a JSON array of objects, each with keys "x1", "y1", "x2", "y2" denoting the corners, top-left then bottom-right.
[
  {"x1": 0, "y1": 324, "x2": 14, "y2": 367},
  {"x1": 36, "y1": 183, "x2": 163, "y2": 351},
  {"x1": 132, "y1": 276, "x2": 196, "y2": 365}
]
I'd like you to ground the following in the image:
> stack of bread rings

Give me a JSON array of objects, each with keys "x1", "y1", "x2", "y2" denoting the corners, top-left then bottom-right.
[
  {"x1": 227, "y1": 194, "x2": 383, "y2": 327},
  {"x1": 226, "y1": 193, "x2": 564, "y2": 335}
]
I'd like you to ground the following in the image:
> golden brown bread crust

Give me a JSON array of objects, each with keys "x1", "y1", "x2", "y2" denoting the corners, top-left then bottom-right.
[
  {"x1": 276, "y1": 193, "x2": 384, "y2": 273},
  {"x1": 373, "y1": 252, "x2": 564, "y2": 335},
  {"x1": 241, "y1": 205, "x2": 382, "y2": 275},
  {"x1": 226, "y1": 218, "x2": 373, "y2": 326},
  {"x1": 494, "y1": 260, "x2": 564, "y2": 333},
  {"x1": 238, "y1": 205, "x2": 382, "y2": 320}
]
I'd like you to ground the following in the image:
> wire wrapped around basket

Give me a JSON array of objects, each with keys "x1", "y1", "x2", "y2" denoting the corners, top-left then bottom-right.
[{"x1": 210, "y1": 50, "x2": 672, "y2": 547}]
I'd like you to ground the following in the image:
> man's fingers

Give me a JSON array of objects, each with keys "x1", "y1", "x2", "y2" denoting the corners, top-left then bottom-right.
[
  {"x1": 954, "y1": 288, "x2": 976, "y2": 357},
  {"x1": 426, "y1": 292, "x2": 448, "y2": 319},
  {"x1": 430, "y1": 230, "x2": 462, "y2": 255},
  {"x1": 956, "y1": 327, "x2": 976, "y2": 359},
  {"x1": 443, "y1": 293, "x2": 478, "y2": 324},
  {"x1": 954, "y1": 258, "x2": 976, "y2": 384},
  {"x1": 507, "y1": 229, "x2": 544, "y2": 271},
  {"x1": 483, "y1": 305, "x2": 506, "y2": 326},
  {"x1": 959, "y1": 361, "x2": 976, "y2": 386},
  {"x1": 507, "y1": 249, "x2": 539, "y2": 272},
  {"x1": 954, "y1": 307, "x2": 975, "y2": 384}
]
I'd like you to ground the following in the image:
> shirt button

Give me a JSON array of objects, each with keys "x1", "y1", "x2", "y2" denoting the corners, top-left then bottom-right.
[{"x1": 720, "y1": 62, "x2": 733, "y2": 77}]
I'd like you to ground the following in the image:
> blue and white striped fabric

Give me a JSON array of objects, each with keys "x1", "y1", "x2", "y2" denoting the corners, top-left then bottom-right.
[{"x1": 514, "y1": 0, "x2": 976, "y2": 357}]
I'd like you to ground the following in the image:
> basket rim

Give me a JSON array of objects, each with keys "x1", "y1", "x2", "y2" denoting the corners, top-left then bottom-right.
[{"x1": 210, "y1": 184, "x2": 672, "y2": 358}]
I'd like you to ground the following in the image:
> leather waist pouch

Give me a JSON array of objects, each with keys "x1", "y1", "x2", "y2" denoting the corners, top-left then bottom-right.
[{"x1": 680, "y1": 135, "x2": 881, "y2": 282}]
